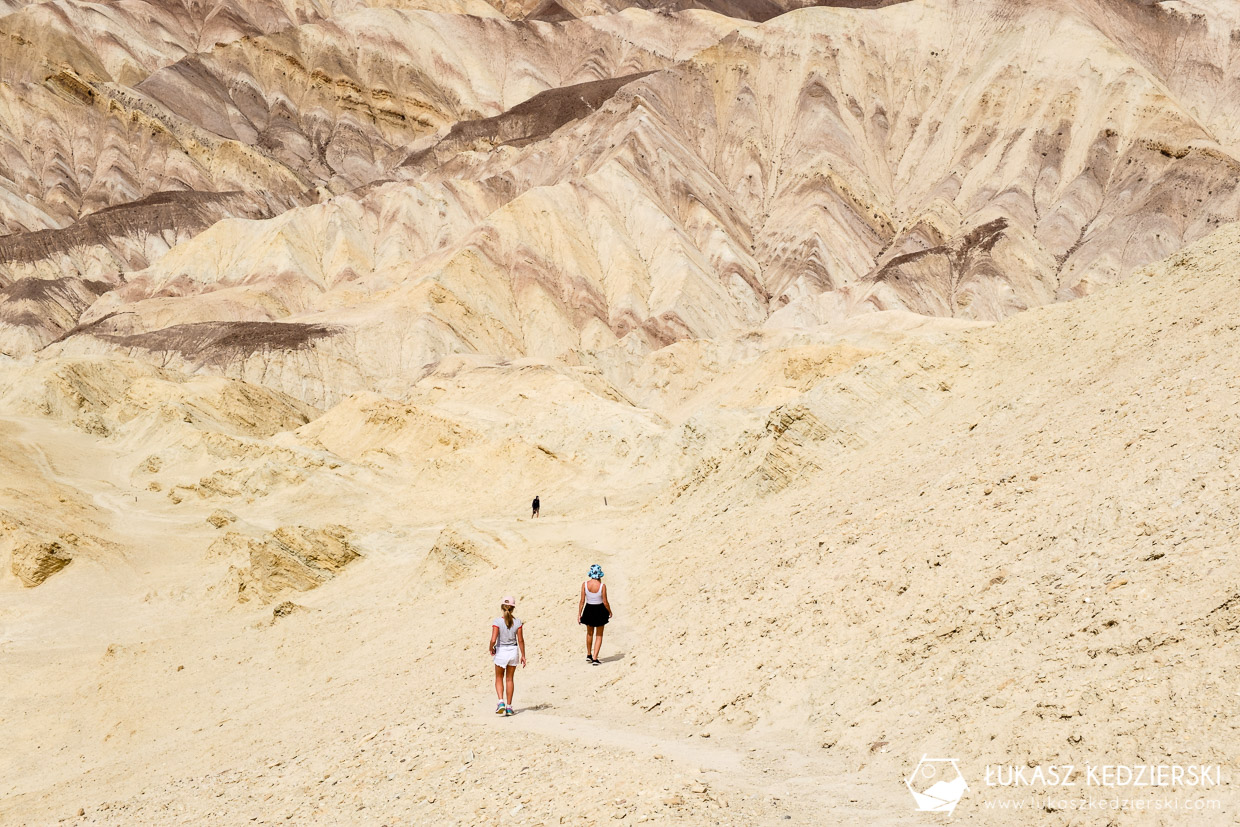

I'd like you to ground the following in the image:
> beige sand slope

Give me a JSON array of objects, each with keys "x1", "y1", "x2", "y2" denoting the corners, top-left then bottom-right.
[{"x1": 3, "y1": 219, "x2": 1239, "y2": 826}]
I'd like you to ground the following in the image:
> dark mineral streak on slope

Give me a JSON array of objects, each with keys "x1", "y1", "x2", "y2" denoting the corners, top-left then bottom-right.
[
  {"x1": 94, "y1": 321, "x2": 342, "y2": 367},
  {"x1": 0, "y1": 191, "x2": 272, "y2": 273},
  {"x1": 403, "y1": 72, "x2": 656, "y2": 171}
]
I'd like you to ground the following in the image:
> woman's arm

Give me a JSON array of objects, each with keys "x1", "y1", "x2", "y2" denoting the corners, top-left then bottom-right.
[
  {"x1": 488, "y1": 624, "x2": 498, "y2": 655},
  {"x1": 577, "y1": 583, "x2": 586, "y2": 623},
  {"x1": 516, "y1": 626, "x2": 526, "y2": 667},
  {"x1": 601, "y1": 583, "x2": 612, "y2": 617}
]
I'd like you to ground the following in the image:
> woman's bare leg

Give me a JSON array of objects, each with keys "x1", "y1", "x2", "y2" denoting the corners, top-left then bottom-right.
[
  {"x1": 585, "y1": 626, "x2": 594, "y2": 656},
  {"x1": 504, "y1": 665, "x2": 517, "y2": 707},
  {"x1": 591, "y1": 626, "x2": 604, "y2": 659},
  {"x1": 494, "y1": 665, "x2": 505, "y2": 702}
]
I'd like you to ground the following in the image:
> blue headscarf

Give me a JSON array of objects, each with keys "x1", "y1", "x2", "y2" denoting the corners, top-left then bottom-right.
[{"x1": 588, "y1": 564, "x2": 604, "y2": 580}]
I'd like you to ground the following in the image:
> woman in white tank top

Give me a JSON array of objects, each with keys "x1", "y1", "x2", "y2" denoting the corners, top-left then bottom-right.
[{"x1": 577, "y1": 564, "x2": 612, "y2": 665}]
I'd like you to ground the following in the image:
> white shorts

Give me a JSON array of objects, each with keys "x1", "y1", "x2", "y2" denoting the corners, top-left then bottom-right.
[{"x1": 494, "y1": 646, "x2": 519, "y2": 668}]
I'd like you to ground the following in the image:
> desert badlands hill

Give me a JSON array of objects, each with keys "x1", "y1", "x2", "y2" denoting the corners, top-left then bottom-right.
[{"x1": 2, "y1": 0, "x2": 1240, "y2": 824}]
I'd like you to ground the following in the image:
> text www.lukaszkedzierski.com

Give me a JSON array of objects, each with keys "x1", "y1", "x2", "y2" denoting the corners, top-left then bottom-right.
[{"x1": 983, "y1": 796, "x2": 1221, "y2": 812}]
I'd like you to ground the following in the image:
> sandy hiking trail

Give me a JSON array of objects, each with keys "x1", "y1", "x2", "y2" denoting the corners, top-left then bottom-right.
[
  {"x1": 0, "y1": 454, "x2": 909, "y2": 825},
  {"x1": 453, "y1": 511, "x2": 909, "y2": 824}
]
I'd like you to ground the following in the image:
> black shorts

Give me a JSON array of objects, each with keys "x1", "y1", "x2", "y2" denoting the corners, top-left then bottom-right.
[{"x1": 580, "y1": 603, "x2": 609, "y2": 627}]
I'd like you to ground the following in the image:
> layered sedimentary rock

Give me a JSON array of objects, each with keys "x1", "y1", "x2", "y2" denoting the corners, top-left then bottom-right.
[
  {"x1": 215, "y1": 524, "x2": 360, "y2": 601},
  {"x1": 1077, "y1": 0, "x2": 1240, "y2": 152},
  {"x1": 27, "y1": 0, "x2": 1236, "y2": 409},
  {"x1": 137, "y1": 9, "x2": 716, "y2": 187},
  {"x1": 0, "y1": 1, "x2": 749, "y2": 359},
  {"x1": 420, "y1": 523, "x2": 502, "y2": 583},
  {"x1": 10, "y1": 539, "x2": 73, "y2": 587}
]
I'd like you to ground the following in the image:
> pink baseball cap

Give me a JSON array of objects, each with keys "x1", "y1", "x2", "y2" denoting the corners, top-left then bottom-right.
[{"x1": 501, "y1": 596, "x2": 516, "y2": 607}]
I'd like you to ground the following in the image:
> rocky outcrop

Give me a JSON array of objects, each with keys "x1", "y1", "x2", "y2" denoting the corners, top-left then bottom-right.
[
  {"x1": 753, "y1": 404, "x2": 831, "y2": 493},
  {"x1": 0, "y1": 356, "x2": 317, "y2": 439},
  {"x1": 207, "y1": 510, "x2": 238, "y2": 529},
  {"x1": 10, "y1": 539, "x2": 73, "y2": 587},
  {"x1": 270, "y1": 600, "x2": 310, "y2": 621},
  {"x1": 216, "y1": 525, "x2": 361, "y2": 602},
  {"x1": 420, "y1": 524, "x2": 501, "y2": 583}
]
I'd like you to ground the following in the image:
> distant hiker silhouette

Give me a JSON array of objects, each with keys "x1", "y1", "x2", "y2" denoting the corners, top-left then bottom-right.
[
  {"x1": 577, "y1": 564, "x2": 612, "y2": 665},
  {"x1": 489, "y1": 596, "x2": 525, "y2": 716},
  {"x1": 531, "y1": 496, "x2": 540, "y2": 518}
]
